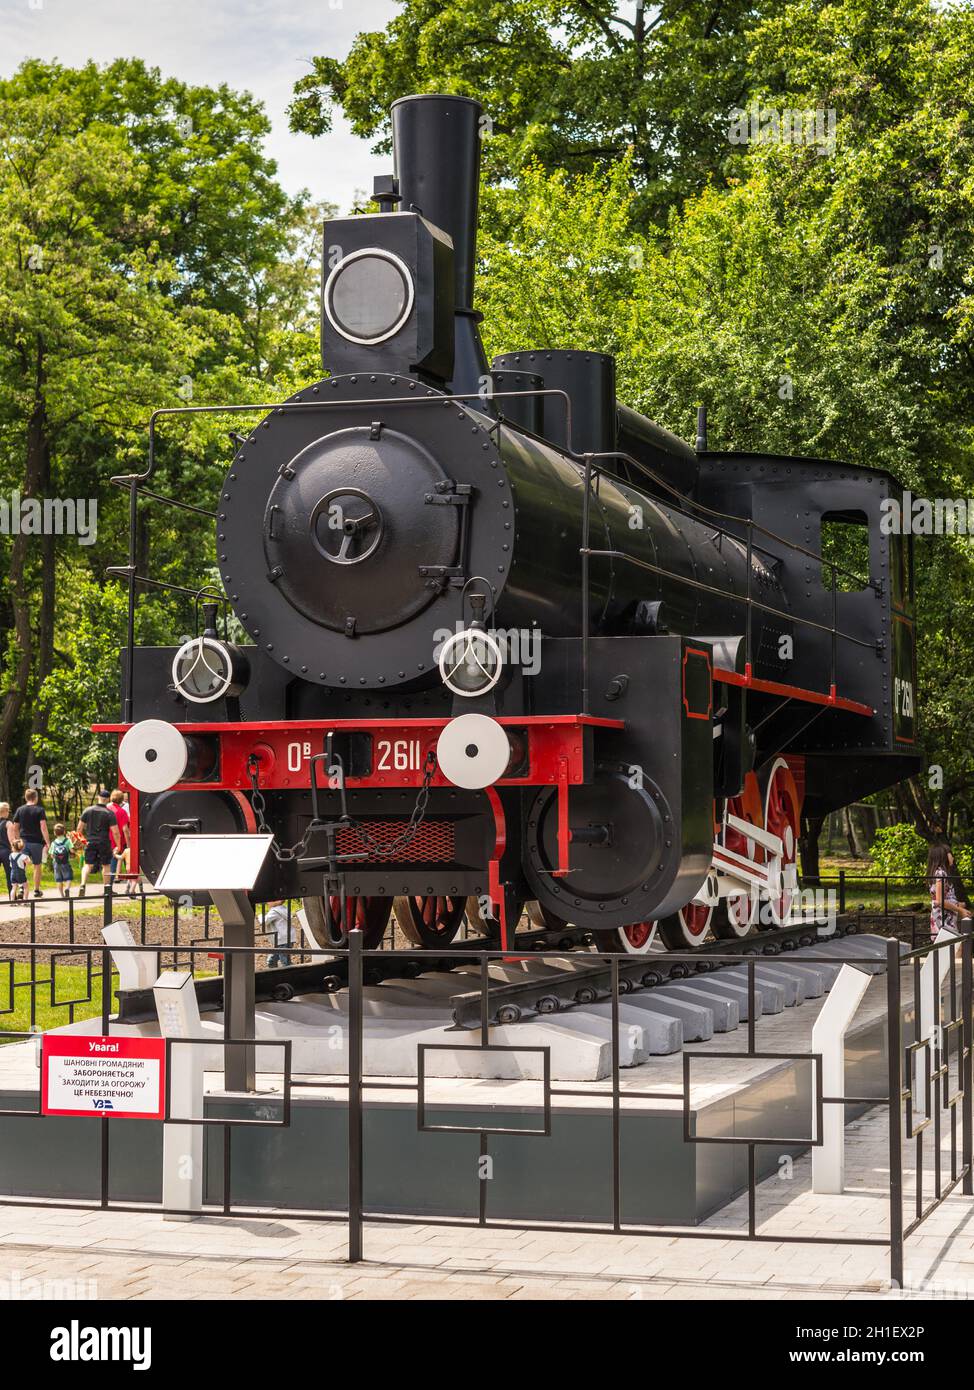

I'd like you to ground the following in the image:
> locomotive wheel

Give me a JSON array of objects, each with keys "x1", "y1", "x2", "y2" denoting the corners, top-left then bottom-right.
[
  {"x1": 760, "y1": 758, "x2": 801, "y2": 927},
  {"x1": 393, "y1": 895, "x2": 466, "y2": 948},
  {"x1": 595, "y1": 921, "x2": 658, "y2": 954},
  {"x1": 526, "y1": 901, "x2": 572, "y2": 933},
  {"x1": 464, "y1": 895, "x2": 525, "y2": 941},
  {"x1": 657, "y1": 902, "x2": 715, "y2": 950},
  {"x1": 302, "y1": 894, "x2": 393, "y2": 950}
]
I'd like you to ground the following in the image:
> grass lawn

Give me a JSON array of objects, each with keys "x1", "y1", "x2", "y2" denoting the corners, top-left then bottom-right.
[
  {"x1": 0, "y1": 962, "x2": 119, "y2": 1037},
  {"x1": 815, "y1": 856, "x2": 928, "y2": 912}
]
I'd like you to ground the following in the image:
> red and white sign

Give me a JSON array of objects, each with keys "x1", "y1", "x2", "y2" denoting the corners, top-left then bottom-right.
[{"x1": 41, "y1": 1035, "x2": 166, "y2": 1120}]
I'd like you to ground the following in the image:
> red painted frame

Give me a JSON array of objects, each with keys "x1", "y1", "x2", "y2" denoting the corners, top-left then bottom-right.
[
  {"x1": 715, "y1": 665, "x2": 874, "y2": 717},
  {"x1": 682, "y1": 647, "x2": 714, "y2": 721},
  {"x1": 93, "y1": 713, "x2": 623, "y2": 794}
]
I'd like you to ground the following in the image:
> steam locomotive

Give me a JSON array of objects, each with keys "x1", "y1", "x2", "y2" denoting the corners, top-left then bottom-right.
[{"x1": 101, "y1": 94, "x2": 921, "y2": 954}]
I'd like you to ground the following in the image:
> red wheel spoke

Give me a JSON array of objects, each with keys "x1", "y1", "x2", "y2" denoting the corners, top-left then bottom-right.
[{"x1": 625, "y1": 922, "x2": 653, "y2": 949}]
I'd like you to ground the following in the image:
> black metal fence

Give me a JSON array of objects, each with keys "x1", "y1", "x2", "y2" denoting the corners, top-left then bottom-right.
[
  {"x1": 813, "y1": 870, "x2": 932, "y2": 916},
  {"x1": 0, "y1": 908, "x2": 970, "y2": 1287}
]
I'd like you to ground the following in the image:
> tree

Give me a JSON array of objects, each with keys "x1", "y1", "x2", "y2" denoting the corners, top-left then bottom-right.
[
  {"x1": 469, "y1": 0, "x2": 974, "y2": 843},
  {"x1": 288, "y1": 0, "x2": 772, "y2": 221},
  {"x1": 31, "y1": 571, "x2": 173, "y2": 820},
  {"x1": 0, "y1": 61, "x2": 323, "y2": 801}
]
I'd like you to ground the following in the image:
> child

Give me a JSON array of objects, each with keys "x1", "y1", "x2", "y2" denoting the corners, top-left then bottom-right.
[
  {"x1": 265, "y1": 900, "x2": 292, "y2": 968},
  {"x1": 8, "y1": 839, "x2": 30, "y2": 902},
  {"x1": 49, "y1": 823, "x2": 75, "y2": 899}
]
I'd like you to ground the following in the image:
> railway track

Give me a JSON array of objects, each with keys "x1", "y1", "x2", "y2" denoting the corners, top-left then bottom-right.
[
  {"x1": 115, "y1": 914, "x2": 878, "y2": 1027},
  {"x1": 446, "y1": 917, "x2": 874, "y2": 1028}
]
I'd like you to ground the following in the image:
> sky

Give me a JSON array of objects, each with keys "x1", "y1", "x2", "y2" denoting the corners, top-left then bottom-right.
[{"x1": 0, "y1": 0, "x2": 400, "y2": 210}]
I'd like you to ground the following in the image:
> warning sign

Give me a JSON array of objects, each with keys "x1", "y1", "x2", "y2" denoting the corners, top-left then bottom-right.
[{"x1": 41, "y1": 1035, "x2": 166, "y2": 1120}]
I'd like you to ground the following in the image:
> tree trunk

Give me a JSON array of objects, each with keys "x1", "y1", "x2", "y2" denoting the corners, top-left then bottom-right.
[
  {"x1": 904, "y1": 775, "x2": 945, "y2": 841},
  {"x1": 799, "y1": 814, "x2": 824, "y2": 884},
  {"x1": 0, "y1": 345, "x2": 48, "y2": 803},
  {"x1": 27, "y1": 498, "x2": 56, "y2": 775},
  {"x1": 843, "y1": 805, "x2": 863, "y2": 858}
]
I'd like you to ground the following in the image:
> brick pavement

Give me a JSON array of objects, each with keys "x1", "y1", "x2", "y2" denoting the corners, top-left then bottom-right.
[{"x1": 0, "y1": 1104, "x2": 972, "y2": 1300}]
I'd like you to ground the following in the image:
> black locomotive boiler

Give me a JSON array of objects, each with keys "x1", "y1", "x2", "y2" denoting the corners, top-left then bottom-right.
[{"x1": 102, "y1": 94, "x2": 921, "y2": 954}]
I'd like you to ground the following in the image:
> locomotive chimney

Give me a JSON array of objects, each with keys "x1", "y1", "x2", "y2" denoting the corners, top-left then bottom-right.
[{"x1": 391, "y1": 93, "x2": 487, "y2": 398}]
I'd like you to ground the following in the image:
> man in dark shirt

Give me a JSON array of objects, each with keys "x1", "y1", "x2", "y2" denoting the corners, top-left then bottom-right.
[
  {"x1": 11, "y1": 789, "x2": 49, "y2": 897},
  {"x1": 77, "y1": 789, "x2": 119, "y2": 896}
]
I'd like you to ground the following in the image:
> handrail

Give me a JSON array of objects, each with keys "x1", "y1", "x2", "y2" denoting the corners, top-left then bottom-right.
[{"x1": 580, "y1": 545, "x2": 878, "y2": 650}]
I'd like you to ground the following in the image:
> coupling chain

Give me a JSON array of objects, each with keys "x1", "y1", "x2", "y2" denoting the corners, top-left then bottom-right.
[{"x1": 246, "y1": 747, "x2": 438, "y2": 863}]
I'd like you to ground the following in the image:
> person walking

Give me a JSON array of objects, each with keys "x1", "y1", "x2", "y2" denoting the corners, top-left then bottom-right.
[
  {"x1": 8, "y1": 840, "x2": 30, "y2": 902},
  {"x1": 265, "y1": 900, "x2": 293, "y2": 968},
  {"x1": 108, "y1": 789, "x2": 130, "y2": 889},
  {"x1": 11, "y1": 789, "x2": 49, "y2": 898},
  {"x1": 0, "y1": 802, "x2": 11, "y2": 898},
  {"x1": 928, "y1": 842, "x2": 973, "y2": 938},
  {"x1": 49, "y1": 824, "x2": 76, "y2": 899},
  {"x1": 76, "y1": 790, "x2": 120, "y2": 896}
]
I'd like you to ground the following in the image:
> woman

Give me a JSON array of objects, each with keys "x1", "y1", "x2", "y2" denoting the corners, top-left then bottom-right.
[{"x1": 928, "y1": 842, "x2": 972, "y2": 937}]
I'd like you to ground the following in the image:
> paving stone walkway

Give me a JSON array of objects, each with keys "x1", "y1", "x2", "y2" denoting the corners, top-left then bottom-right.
[{"x1": 0, "y1": 1104, "x2": 971, "y2": 1300}]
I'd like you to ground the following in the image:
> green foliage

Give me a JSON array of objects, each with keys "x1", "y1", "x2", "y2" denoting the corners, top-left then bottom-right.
[
  {"x1": 871, "y1": 822, "x2": 974, "y2": 880},
  {"x1": 0, "y1": 59, "x2": 323, "y2": 801},
  {"x1": 469, "y1": 0, "x2": 974, "y2": 840},
  {"x1": 869, "y1": 822, "x2": 929, "y2": 877},
  {"x1": 31, "y1": 572, "x2": 172, "y2": 814},
  {"x1": 288, "y1": 0, "x2": 772, "y2": 222}
]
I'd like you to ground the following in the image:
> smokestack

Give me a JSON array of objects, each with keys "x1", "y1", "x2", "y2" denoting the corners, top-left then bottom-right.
[{"x1": 391, "y1": 94, "x2": 486, "y2": 398}]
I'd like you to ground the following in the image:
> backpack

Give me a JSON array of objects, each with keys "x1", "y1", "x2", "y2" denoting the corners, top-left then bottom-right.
[{"x1": 52, "y1": 839, "x2": 71, "y2": 866}]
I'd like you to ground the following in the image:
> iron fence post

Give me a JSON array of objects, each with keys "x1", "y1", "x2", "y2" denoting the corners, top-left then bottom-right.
[
  {"x1": 884, "y1": 874, "x2": 889, "y2": 917},
  {"x1": 29, "y1": 901, "x2": 36, "y2": 1032},
  {"x1": 348, "y1": 929, "x2": 364, "y2": 1262},
  {"x1": 964, "y1": 933, "x2": 973, "y2": 1196},
  {"x1": 100, "y1": 944, "x2": 111, "y2": 1209},
  {"x1": 611, "y1": 956, "x2": 620, "y2": 1232},
  {"x1": 839, "y1": 869, "x2": 846, "y2": 915},
  {"x1": 886, "y1": 936, "x2": 904, "y2": 1288}
]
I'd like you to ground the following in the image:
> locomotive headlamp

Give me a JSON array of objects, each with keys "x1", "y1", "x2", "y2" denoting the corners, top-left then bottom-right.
[
  {"x1": 438, "y1": 627, "x2": 503, "y2": 697},
  {"x1": 324, "y1": 248, "x2": 415, "y2": 346},
  {"x1": 320, "y1": 211, "x2": 454, "y2": 381},
  {"x1": 171, "y1": 636, "x2": 248, "y2": 704}
]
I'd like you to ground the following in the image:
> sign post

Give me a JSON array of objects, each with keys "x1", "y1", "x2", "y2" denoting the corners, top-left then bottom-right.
[
  {"x1": 154, "y1": 971, "x2": 205, "y2": 1220},
  {"x1": 154, "y1": 833, "x2": 274, "y2": 1094}
]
